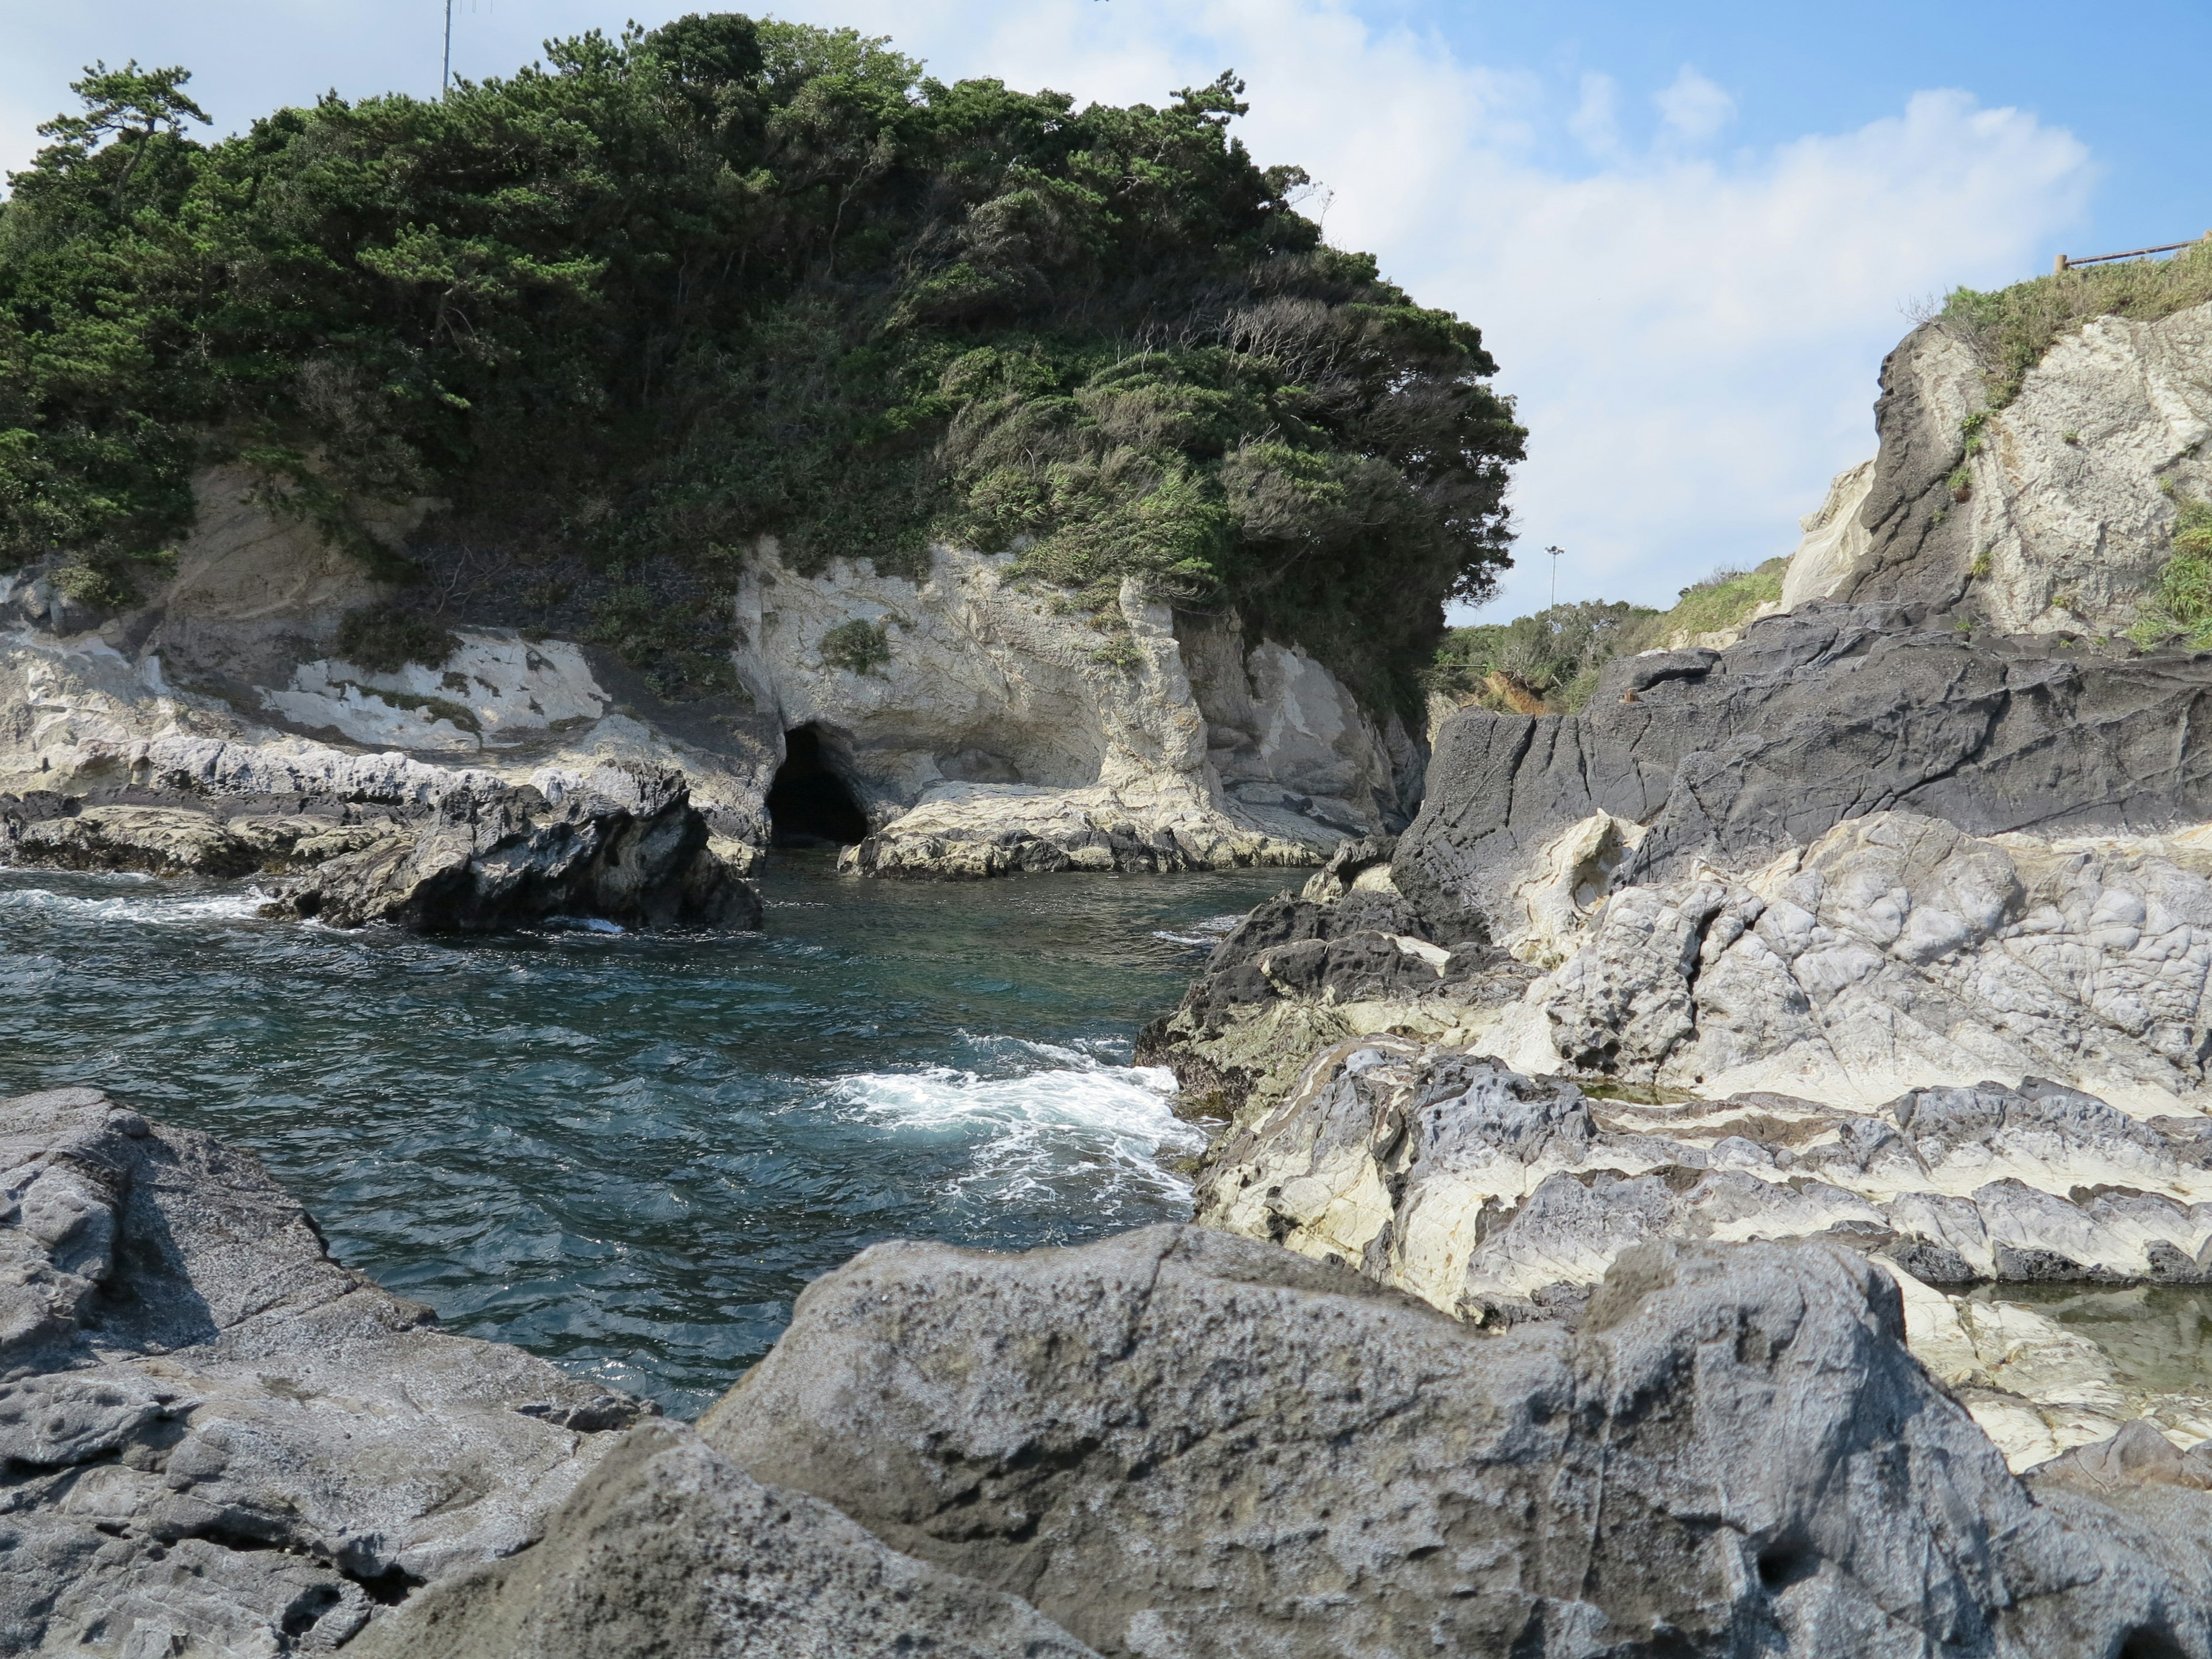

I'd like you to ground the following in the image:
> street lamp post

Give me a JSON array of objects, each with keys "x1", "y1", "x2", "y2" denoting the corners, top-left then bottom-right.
[{"x1": 1546, "y1": 545, "x2": 1563, "y2": 610}]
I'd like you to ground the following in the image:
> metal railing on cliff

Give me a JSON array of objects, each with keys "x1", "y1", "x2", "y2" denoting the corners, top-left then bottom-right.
[{"x1": 2054, "y1": 233, "x2": 2212, "y2": 272}]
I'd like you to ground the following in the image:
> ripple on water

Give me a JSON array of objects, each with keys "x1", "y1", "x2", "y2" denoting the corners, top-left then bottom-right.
[{"x1": 0, "y1": 855, "x2": 1292, "y2": 1416}]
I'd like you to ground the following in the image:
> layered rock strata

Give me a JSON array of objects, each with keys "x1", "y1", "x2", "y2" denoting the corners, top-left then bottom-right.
[
  {"x1": 1188, "y1": 1036, "x2": 2212, "y2": 1464},
  {"x1": 1394, "y1": 607, "x2": 2212, "y2": 949}
]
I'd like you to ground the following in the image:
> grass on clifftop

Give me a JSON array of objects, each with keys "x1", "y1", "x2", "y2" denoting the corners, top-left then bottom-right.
[
  {"x1": 0, "y1": 22, "x2": 1525, "y2": 714},
  {"x1": 1941, "y1": 239, "x2": 2212, "y2": 408},
  {"x1": 1429, "y1": 555, "x2": 1786, "y2": 714}
]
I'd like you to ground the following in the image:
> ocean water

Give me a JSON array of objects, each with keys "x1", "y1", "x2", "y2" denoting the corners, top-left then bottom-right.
[{"x1": 0, "y1": 855, "x2": 1291, "y2": 1416}]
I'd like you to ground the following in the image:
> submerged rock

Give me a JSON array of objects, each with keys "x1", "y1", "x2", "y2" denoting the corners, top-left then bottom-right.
[
  {"x1": 0, "y1": 1086, "x2": 650, "y2": 1656},
  {"x1": 702, "y1": 1222, "x2": 2212, "y2": 1657}
]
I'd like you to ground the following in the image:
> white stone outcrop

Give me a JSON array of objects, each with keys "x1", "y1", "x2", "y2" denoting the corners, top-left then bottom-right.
[
  {"x1": 1778, "y1": 456, "x2": 1876, "y2": 609},
  {"x1": 5, "y1": 469, "x2": 1412, "y2": 874},
  {"x1": 1478, "y1": 809, "x2": 2212, "y2": 1113},
  {"x1": 1192, "y1": 1044, "x2": 2212, "y2": 1469},
  {"x1": 1789, "y1": 301, "x2": 2212, "y2": 634}
]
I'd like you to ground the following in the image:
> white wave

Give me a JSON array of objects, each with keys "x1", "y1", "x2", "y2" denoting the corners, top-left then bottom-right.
[
  {"x1": 0, "y1": 880, "x2": 268, "y2": 926},
  {"x1": 544, "y1": 914, "x2": 625, "y2": 934},
  {"x1": 833, "y1": 1046, "x2": 1204, "y2": 1208},
  {"x1": 1152, "y1": 910, "x2": 1251, "y2": 948}
]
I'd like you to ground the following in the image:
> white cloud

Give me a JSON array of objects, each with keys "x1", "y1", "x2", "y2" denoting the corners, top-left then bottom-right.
[
  {"x1": 1654, "y1": 66, "x2": 1736, "y2": 144},
  {"x1": 1569, "y1": 73, "x2": 1622, "y2": 160}
]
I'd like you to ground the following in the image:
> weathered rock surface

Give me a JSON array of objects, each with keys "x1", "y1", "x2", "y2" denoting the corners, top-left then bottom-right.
[
  {"x1": 1135, "y1": 835, "x2": 1542, "y2": 1118},
  {"x1": 1196, "y1": 1041, "x2": 2212, "y2": 1306},
  {"x1": 836, "y1": 779, "x2": 1314, "y2": 878},
  {"x1": 260, "y1": 763, "x2": 760, "y2": 931},
  {"x1": 1803, "y1": 302, "x2": 2212, "y2": 635},
  {"x1": 0, "y1": 1086, "x2": 649, "y2": 1656},
  {"x1": 1395, "y1": 608, "x2": 2212, "y2": 949},
  {"x1": 3, "y1": 469, "x2": 1411, "y2": 883},
  {"x1": 1478, "y1": 809, "x2": 2212, "y2": 1109},
  {"x1": 703, "y1": 1221, "x2": 2212, "y2": 1657},
  {"x1": 349, "y1": 1420, "x2": 1099, "y2": 1659}
]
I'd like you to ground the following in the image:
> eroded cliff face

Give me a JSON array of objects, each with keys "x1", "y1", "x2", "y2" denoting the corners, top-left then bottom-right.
[
  {"x1": 1, "y1": 469, "x2": 1413, "y2": 883},
  {"x1": 1789, "y1": 300, "x2": 2212, "y2": 633}
]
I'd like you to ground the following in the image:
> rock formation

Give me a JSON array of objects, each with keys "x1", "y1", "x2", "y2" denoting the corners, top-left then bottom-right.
[
  {"x1": 2, "y1": 467, "x2": 1412, "y2": 884},
  {"x1": 0, "y1": 1086, "x2": 650, "y2": 1654},
  {"x1": 1789, "y1": 300, "x2": 2212, "y2": 635},
  {"x1": 695, "y1": 1224, "x2": 2212, "y2": 1657},
  {"x1": 24, "y1": 1086, "x2": 2212, "y2": 1656},
  {"x1": 1148, "y1": 286, "x2": 2212, "y2": 1498}
]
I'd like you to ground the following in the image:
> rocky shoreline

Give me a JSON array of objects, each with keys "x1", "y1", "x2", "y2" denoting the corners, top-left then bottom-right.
[
  {"x1": 14, "y1": 1082, "x2": 2212, "y2": 1657},
  {"x1": 1, "y1": 762, "x2": 762, "y2": 933}
]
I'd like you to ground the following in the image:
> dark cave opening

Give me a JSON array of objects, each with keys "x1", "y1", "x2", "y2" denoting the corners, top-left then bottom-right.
[{"x1": 767, "y1": 725, "x2": 870, "y2": 847}]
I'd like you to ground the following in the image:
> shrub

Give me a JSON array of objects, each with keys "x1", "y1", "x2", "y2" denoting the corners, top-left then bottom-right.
[
  {"x1": 2128, "y1": 499, "x2": 2212, "y2": 649},
  {"x1": 334, "y1": 605, "x2": 459, "y2": 672},
  {"x1": 0, "y1": 20, "x2": 1525, "y2": 715},
  {"x1": 819, "y1": 618, "x2": 893, "y2": 675}
]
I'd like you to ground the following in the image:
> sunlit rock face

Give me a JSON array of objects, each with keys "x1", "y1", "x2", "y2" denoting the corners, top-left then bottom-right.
[
  {"x1": 3, "y1": 472, "x2": 1412, "y2": 884},
  {"x1": 1801, "y1": 302, "x2": 2212, "y2": 635}
]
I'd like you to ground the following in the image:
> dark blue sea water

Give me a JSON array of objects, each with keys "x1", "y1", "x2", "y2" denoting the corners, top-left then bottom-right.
[{"x1": 0, "y1": 855, "x2": 1290, "y2": 1415}]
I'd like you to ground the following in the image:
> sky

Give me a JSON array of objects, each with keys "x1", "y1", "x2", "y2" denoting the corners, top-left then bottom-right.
[{"x1": 1, "y1": 1, "x2": 2205, "y2": 622}]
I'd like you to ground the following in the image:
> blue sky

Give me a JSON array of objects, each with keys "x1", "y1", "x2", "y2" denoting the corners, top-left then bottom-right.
[{"x1": 2, "y1": 1, "x2": 2203, "y2": 622}]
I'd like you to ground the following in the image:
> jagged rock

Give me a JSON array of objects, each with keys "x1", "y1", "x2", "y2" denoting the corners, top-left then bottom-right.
[
  {"x1": 0, "y1": 1086, "x2": 647, "y2": 1657},
  {"x1": 703, "y1": 1222, "x2": 2212, "y2": 1657},
  {"x1": 347, "y1": 1420, "x2": 1099, "y2": 1659},
  {"x1": 1134, "y1": 873, "x2": 1537, "y2": 1120},
  {"x1": 262, "y1": 764, "x2": 760, "y2": 931},
  {"x1": 1194, "y1": 1042, "x2": 2212, "y2": 1313},
  {"x1": 1394, "y1": 608, "x2": 2212, "y2": 948},
  {"x1": 1813, "y1": 303, "x2": 2212, "y2": 635},
  {"x1": 1, "y1": 794, "x2": 393, "y2": 878},
  {"x1": 1476, "y1": 809, "x2": 2212, "y2": 1108}
]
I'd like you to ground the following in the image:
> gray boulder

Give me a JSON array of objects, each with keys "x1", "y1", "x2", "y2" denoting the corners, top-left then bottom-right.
[
  {"x1": 700, "y1": 1221, "x2": 2211, "y2": 1658},
  {"x1": 0, "y1": 1086, "x2": 648, "y2": 1656},
  {"x1": 347, "y1": 1420, "x2": 1099, "y2": 1659}
]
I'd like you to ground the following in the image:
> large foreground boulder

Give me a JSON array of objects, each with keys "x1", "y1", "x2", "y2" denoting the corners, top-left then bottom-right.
[
  {"x1": 0, "y1": 1086, "x2": 651, "y2": 1656},
  {"x1": 697, "y1": 1222, "x2": 2212, "y2": 1658},
  {"x1": 348, "y1": 1420, "x2": 1098, "y2": 1659}
]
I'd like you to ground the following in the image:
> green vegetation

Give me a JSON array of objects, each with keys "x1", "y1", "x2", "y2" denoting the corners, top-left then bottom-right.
[
  {"x1": 0, "y1": 17, "x2": 1523, "y2": 710},
  {"x1": 2127, "y1": 499, "x2": 2212, "y2": 650},
  {"x1": 334, "y1": 604, "x2": 460, "y2": 673},
  {"x1": 1428, "y1": 555, "x2": 1788, "y2": 713},
  {"x1": 1940, "y1": 240, "x2": 2212, "y2": 409},
  {"x1": 819, "y1": 617, "x2": 893, "y2": 675}
]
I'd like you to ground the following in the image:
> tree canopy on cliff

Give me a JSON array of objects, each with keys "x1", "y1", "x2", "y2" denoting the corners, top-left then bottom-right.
[{"x1": 0, "y1": 16, "x2": 1524, "y2": 709}]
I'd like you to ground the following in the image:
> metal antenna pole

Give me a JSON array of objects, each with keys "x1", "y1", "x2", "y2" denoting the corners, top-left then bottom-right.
[
  {"x1": 442, "y1": 0, "x2": 453, "y2": 94},
  {"x1": 1546, "y1": 545, "x2": 1563, "y2": 609}
]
